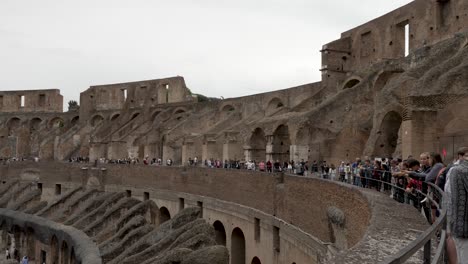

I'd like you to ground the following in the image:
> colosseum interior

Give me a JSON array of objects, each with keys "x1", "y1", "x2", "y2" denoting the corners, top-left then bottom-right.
[{"x1": 1, "y1": 0, "x2": 468, "y2": 263}]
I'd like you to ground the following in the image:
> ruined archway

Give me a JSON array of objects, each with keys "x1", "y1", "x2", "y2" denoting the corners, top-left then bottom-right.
[
  {"x1": 272, "y1": 124, "x2": 291, "y2": 162},
  {"x1": 50, "y1": 235, "x2": 59, "y2": 264},
  {"x1": 373, "y1": 71, "x2": 401, "y2": 93},
  {"x1": 213, "y1": 220, "x2": 226, "y2": 246},
  {"x1": 90, "y1": 115, "x2": 104, "y2": 127},
  {"x1": 7, "y1": 117, "x2": 21, "y2": 131},
  {"x1": 221, "y1": 105, "x2": 235, "y2": 120},
  {"x1": 266, "y1": 98, "x2": 284, "y2": 116},
  {"x1": 151, "y1": 110, "x2": 163, "y2": 121},
  {"x1": 110, "y1": 113, "x2": 120, "y2": 121},
  {"x1": 30, "y1": 117, "x2": 43, "y2": 131},
  {"x1": 249, "y1": 128, "x2": 266, "y2": 162},
  {"x1": 343, "y1": 78, "x2": 361, "y2": 89},
  {"x1": 70, "y1": 116, "x2": 79, "y2": 126},
  {"x1": 49, "y1": 117, "x2": 65, "y2": 129},
  {"x1": 61, "y1": 241, "x2": 69, "y2": 264},
  {"x1": 159, "y1": 207, "x2": 171, "y2": 225},
  {"x1": 231, "y1": 227, "x2": 246, "y2": 264},
  {"x1": 373, "y1": 111, "x2": 402, "y2": 158},
  {"x1": 251, "y1": 257, "x2": 262, "y2": 264},
  {"x1": 174, "y1": 109, "x2": 186, "y2": 115}
]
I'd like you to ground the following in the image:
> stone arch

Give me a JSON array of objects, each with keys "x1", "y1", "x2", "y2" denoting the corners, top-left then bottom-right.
[
  {"x1": 231, "y1": 227, "x2": 246, "y2": 264},
  {"x1": 90, "y1": 114, "x2": 104, "y2": 127},
  {"x1": 48, "y1": 117, "x2": 65, "y2": 129},
  {"x1": 220, "y1": 104, "x2": 236, "y2": 120},
  {"x1": 130, "y1": 112, "x2": 140, "y2": 120},
  {"x1": 373, "y1": 111, "x2": 403, "y2": 158},
  {"x1": 213, "y1": 220, "x2": 226, "y2": 246},
  {"x1": 265, "y1": 97, "x2": 285, "y2": 116},
  {"x1": 110, "y1": 113, "x2": 120, "y2": 121},
  {"x1": 249, "y1": 128, "x2": 266, "y2": 162},
  {"x1": 373, "y1": 71, "x2": 402, "y2": 93},
  {"x1": 30, "y1": 117, "x2": 43, "y2": 131},
  {"x1": 173, "y1": 108, "x2": 187, "y2": 115},
  {"x1": 145, "y1": 200, "x2": 159, "y2": 225},
  {"x1": 251, "y1": 257, "x2": 262, "y2": 264},
  {"x1": 70, "y1": 116, "x2": 79, "y2": 126},
  {"x1": 61, "y1": 240, "x2": 69, "y2": 264},
  {"x1": 342, "y1": 77, "x2": 362, "y2": 89},
  {"x1": 7, "y1": 117, "x2": 22, "y2": 131},
  {"x1": 151, "y1": 109, "x2": 164, "y2": 120},
  {"x1": 159, "y1": 206, "x2": 171, "y2": 225},
  {"x1": 272, "y1": 124, "x2": 291, "y2": 162},
  {"x1": 50, "y1": 235, "x2": 59, "y2": 264}
]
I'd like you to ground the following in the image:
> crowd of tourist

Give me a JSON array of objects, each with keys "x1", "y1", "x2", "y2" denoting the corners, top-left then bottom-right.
[
  {"x1": 183, "y1": 149, "x2": 468, "y2": 263},
  {"x1": 4, "y1": 147, "x2": 467, "y2": 262}
]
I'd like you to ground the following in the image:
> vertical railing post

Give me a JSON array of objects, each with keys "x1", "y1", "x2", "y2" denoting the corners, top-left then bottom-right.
[{"x1": 423, "y1": 239, "x2": 431, "y2": 264}]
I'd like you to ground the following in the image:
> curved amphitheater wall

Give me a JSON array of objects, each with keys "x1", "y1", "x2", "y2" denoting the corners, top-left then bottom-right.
[{"x1": 0, "y1": 162, "x2": 372, "y2": 264}]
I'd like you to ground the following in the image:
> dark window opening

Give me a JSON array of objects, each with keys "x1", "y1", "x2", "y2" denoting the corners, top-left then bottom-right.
[
  {"x1": 55, "y1": 184, "x2": 61, "y2": 195},
  {"x1": 197, "y1": 201, "x2": 203, "y2": 218},
  {"x1": 254, "y1": 218, "x2": 261, "y2": 242},
  {"x1": 179, "y1": 198, "x2": 185, "y2": 211},
  {"x1": 38, "y1": 183, "x2": 43, "y2": 193},
  {"x1": 126, "y1": 190, "x2": 132, "y2": 197},
  {"x1": 273, "y1": 226, "x2": 280, "y2": 253},
  {"x1": 144, "y1": 192, "x2": 149, "y2": 201},
  {"x1": 39, "y1": 94, "x2": 46, "y2": 107}
]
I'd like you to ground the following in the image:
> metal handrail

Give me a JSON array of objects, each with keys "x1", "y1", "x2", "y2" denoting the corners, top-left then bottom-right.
[{"x1": 327, "y1": 173, "x2": 448, "y2": 264}]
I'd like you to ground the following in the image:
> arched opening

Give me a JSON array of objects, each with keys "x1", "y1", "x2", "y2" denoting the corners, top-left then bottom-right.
[
  {"x1": 110, "y1": 114, "x2": 120, "y2": 121},
  {"x1": 221, "y1": 105, "x2": 235, "y2": 119},
  {"x1": 159, "y1": 207, "x2": 171, "y2": 225},
  {"x1": 266, "y1": 98, "x2": 284, "y2": 116},
  {"x1": 50, "y1": 235, "x2": 59, "y2": 264},
  {"x1": 30, "y1": 117, "x2": 43, "y2": 131},
  {"x1": 49, "y1": 117, "x2": 65, "y2": 129},
  {"x1": 152, "y1": 110, "x2": 162, "y2": 121},
  {"x1": 61, "y1": 241, "x2": 69, "y2": 264},
  {"x1": 373, "y1": 71, "x2": 401, "y2": 93},
  {"x1": 90, "y1": 115, "x2": 104, "y2": 127},
  {"x1": 231, "y1": 227, "x2": 246, "y2": 264},
  {"x1": 272, "y1": 125, "x2": 291, "y2": 162},
  {"x1": 343, "y1": 78, "x2": 361, "y2": 89},
  {"x1": 213, "y1": 220, "x2": 226, "y2": 246},
  {"x1": 251, "y1": 257, "x2": 262, "y2": 264},
  {"x1": 131, "y1": 112, "x2": 140, "y2": 120},
  {"x1": 70, "y1": 116, "x2": 79, "y2": 126},
  {"x1": 249, "y1": 128, "x2": 266, "y2": 162},
  {"x1": 174, "y1": 109, "x2": 185, "y2": 115},
  {"x1": 7, "y1": 117, "x2": 22, "y2": 131},
  {"x1": 373, "y1": 111, "x2": 403, "y2": 158}
]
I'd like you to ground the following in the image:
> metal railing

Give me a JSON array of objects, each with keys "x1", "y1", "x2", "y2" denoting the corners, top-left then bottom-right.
[{"x1": 313, "y1": 170, "x2": 447, "y2": 264}]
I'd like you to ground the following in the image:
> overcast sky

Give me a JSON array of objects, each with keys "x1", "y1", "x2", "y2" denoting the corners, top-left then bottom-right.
[{"x1": 0, "y1": 0, "x2": 413, "y2": 110}]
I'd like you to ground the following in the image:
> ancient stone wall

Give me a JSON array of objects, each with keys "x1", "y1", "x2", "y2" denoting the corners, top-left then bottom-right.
[
  {"x1": 0, "y1": 162, "x2": 430, "y2": 263},
  {"x1": 0, "y1": 89, "x2": 63, "y2": 113},
  {"x1": 322, "y1": 0, "x2": 468, "y2": 90}
]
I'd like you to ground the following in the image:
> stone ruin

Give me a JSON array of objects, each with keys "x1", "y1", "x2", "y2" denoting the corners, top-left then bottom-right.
[
  {"x1": 0, "y1": 179, "x2": 229, "y2": 263},
  {"x1": 0, "y1": 0, "x2": 467, "y2": 263}
]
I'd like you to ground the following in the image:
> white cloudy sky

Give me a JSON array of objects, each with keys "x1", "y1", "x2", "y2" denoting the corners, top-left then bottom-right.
[{"x1": 0, "y1": 0, "x2": 413, "y2": 110}]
